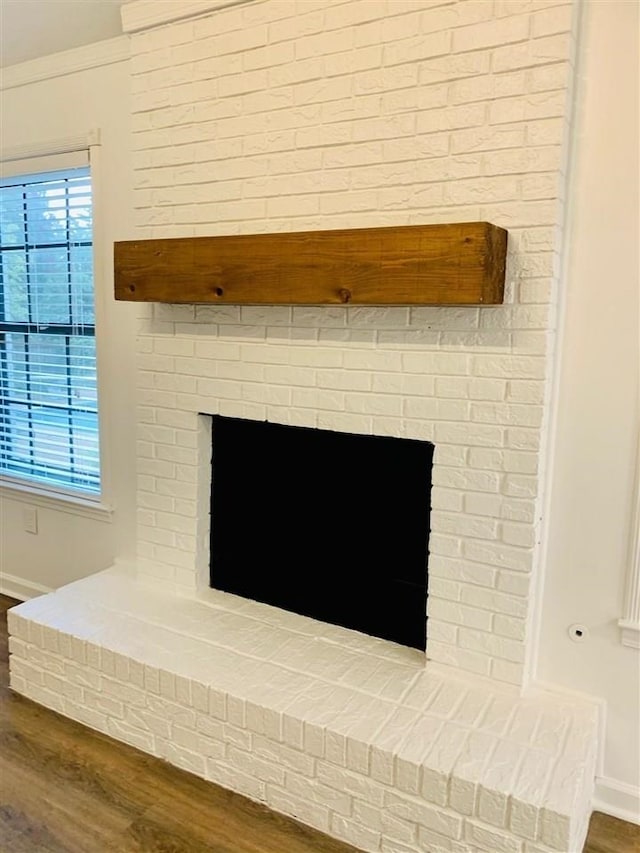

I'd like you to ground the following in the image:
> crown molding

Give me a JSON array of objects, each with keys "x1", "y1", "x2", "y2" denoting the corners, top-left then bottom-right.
[
  {"x1": 121, "y1": 0, "x2": 255, "y2": 34},
  {"x1": 0, "y1": 36, "x2": 130, "y2": 92}
]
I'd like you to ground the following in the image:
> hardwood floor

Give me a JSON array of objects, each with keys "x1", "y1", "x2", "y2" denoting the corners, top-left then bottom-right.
[{"x1": 0, "y1": 593, "x2": 638, "y2": 853}]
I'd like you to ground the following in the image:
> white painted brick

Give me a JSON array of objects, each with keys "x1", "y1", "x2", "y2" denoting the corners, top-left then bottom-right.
[
  {"x1": 421, "y1": 722, "x2": 470, "y2": 806},
  {"x1": 65, "y1": 662, "x2": 102, "y2": 691},
  {"x1": 64, "y1": 700, "x2": 109, "y2": 733},
  {"x1": 22, "y1": 682, "x2": 65, "y2": 714},
  {"x1": 104, "y1": 677, "x2": 147, "y2": 707},
  {"x1": 331, "y1": 814, "x2": 382, "y2": 850},
  {"x1": 493, "y1": 33, "x2": 571, "y2": 73},
  {"x1": 285, "y1": 771, "x2": 352, "y2": 816},
  {"x1": 451, "y1": 123, "x2": 526, "y2": 153},
  {"x1": 482, "y1": 200, "x2": 559, "y2": 228},
  {"x1": 496, "y1": 572, "x2": 531, "y2": 599},
  {"x1": 384, "y1": 791, "x2": 464, "y2": 840},
  {"x1": 470, "y1": 403, "x2": 543, "y2": 429},
  {"x1": 396, "y1": 722, "x2": 446, "y2": 795},
  {"x1": 504, "y1": 474, "x2": 539, "y2": 498},
  {"x1": 436, "y1": 511, "x2": 498, "y2": 540},
  {"x1": 383, "y1": 31, "x2": 450, "y2": 67},
  {"x1": 418, "y1": 103, "x2": 486, "y2": 135},
  {"x1": 465, "y1": 819, "x2": 525, "y2": 853},
  {"x1": 227, "y1": 745, "x2": 285, "y2": 785},
  {"x1": 267, "y1": 786, "x2": 330, "y2": 834},
  {"x1": 419, "y1": 49, "x2": 490, "y2": 85},
  {"x1": 490, "y1": 91, "x2": 566, "y2": 125},
  {"x1": 540, "y1": 807, "x2": 573, "y2": 852},
  {"x1": 477, "y1": 740, "x2": 526, "y2": 827},
  {"x1": 353, "y1": 801, "x2": 417, "y2": 842},
  {"x1": 527, "y1": 118, "x2": 567, "y2": 148},
  {"x1": 464, "y1": 492, "x2": 503, "y2": 518},
  {"x1": 429, "y1": 576, "x2": 462, "y2": 603},
  {"x1": 427, "y1": 621, "x2": 461, "y2": 648},
  {"x1": 484, "y1": 146, "x2": 562, "y2": 177},
  {"x1": 494, "y1": 614, "x2": 527, "y2": 641},
  {"x1": 435, "y1": 422, "x2": 504, "y2": 449},
  {"x1": 206, "y1": 760, "x2": 266, "y2": 801},
  {"x1": 384, "y1": 133, "x2": 450, "y2": 163},
  {"x1": 429, "y1": 600, "x2": 494, "y2": 632},
  {"x1": 317, "y1": 761, "x2": 385, "y2": 806},
  {"x1": 453, "y1": 14, "x2": 529, "y2": 53},
  {"x1": 523, "y1": 842, "x2": 558, "y2": 853},
  {"x1": 107, "y1": 718, "x2": 156, "y2": 753},
  {"x1": 431, "y1": 488, "x2": 464, "y2": 512},
  {"x1": 451, "y1": 69, "x2": 526, "y2": 104},
  {"x1": 10, "y1": 674, "x2": 27, "y2": 694},
  {"x1": 459, "y1": 631, "x2": 525, "y2": 669},
  {"x1": 404, "y1": 397, "x2": 469, "y2": 421},
  {"x1": 8, "y1": 614, "x2": 31, "y2": 642},
  {"x1": 502, "y1": 521, "x2": 537, "y2": 548},
  {"x1": 532, "y1": 4, "x2": 574, "y2": 38},
  {"x1": 530, "y1": 61, "x2": 571, "y2": 94},
  {"x1": 461, "y1": 586, "x2": 528, "y2": 619},
  {"x1": 468, "y1": 379, "x2": 506, "y2": 400},
  {"x1": 44, "y1": 627, "x2": 63, "y2": 655},
  {"x1": 432, "y1": 466, "x2": 501, "y2": 494},
  {"x1": 11, "y1": 658, "x2": 44, "y2": 686},
  {"x1": 473, "y1": 355, "x2": 546, "y2": 380},
  {"x1": 465, "y1": 539, "x2": 533, "y2": 574},
  {"x1": 510, "y1": 749, "x2": 555, "y2": 840}
]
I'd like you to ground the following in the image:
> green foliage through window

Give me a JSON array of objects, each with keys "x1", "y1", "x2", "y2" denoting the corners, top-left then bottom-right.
[{"x1": 0, "y1": 167, "x2": 100, "y2": 495}]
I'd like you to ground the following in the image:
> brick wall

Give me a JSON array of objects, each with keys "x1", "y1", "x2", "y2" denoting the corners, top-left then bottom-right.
[{"x1": 127, "y1": 0, "x2": 577, "y2": 686}]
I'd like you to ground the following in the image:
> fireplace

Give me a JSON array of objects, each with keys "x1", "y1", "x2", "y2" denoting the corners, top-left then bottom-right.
[
  {"x1": 5, "y1": 2, "x2": 604, "y2": 850},
  {"x1": 209, "y1": 416, "x2": 434, "y2": 650}
]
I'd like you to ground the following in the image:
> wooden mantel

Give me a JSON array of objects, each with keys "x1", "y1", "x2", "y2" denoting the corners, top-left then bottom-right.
[{"x1": 114, "y1": 221, "x2": 507, "y2": 306}]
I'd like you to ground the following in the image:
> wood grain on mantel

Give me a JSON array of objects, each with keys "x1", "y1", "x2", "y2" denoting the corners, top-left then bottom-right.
[{"x1": 114, "y1": 221, "x2": 507, "y2": 306}]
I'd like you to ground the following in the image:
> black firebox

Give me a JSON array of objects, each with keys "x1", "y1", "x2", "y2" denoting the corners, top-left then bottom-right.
[{"x1": 209, "y1": 416, "x2": 433, "y2": 651}]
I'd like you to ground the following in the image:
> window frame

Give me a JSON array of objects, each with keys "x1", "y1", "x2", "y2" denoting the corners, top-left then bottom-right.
[{"x1": 0, "y1": 134, "x2": 112, "y2": 520}]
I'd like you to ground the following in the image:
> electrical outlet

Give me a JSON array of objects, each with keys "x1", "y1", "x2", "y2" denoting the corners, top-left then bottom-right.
[{"x1": 23, "y1": 506, "x2": 38, "y2": 534}]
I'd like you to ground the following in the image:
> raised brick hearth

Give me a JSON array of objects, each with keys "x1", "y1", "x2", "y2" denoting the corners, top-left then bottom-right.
[{"x1": 9, "y1": 568, "x2": 598, "y2": 853}]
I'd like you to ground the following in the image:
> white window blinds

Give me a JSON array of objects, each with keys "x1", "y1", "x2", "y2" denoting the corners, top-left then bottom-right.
[{"x1": 0, "y1": 160, "x2": 101, "y2": 496}]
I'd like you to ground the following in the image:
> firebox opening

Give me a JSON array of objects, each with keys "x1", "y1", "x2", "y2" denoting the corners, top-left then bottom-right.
[{"x1": 209, "y1": 416, "x2": 434, "y2": 651}]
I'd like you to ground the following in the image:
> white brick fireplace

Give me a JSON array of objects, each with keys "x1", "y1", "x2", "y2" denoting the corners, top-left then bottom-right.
[{"x1": 9, "y1": 1, "x2": 602, "y2": 851}]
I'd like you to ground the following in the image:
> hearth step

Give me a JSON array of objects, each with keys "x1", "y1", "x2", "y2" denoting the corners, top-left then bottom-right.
[{"x1": 7, "y1": 567, "x2": 598, "y2": 853}]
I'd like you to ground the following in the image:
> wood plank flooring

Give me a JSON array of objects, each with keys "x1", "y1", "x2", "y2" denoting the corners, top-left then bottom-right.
[{"x1": 0, "y1": 594, "x2": 638, "y2": 853}]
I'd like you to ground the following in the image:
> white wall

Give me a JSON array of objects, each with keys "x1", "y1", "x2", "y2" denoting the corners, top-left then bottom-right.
[
  {"x1": 0, "y1": 50, "x2": 138, "y2": 595},
  {"x1": 537, "y1": 0, "x2": 640, "y2": 821}
]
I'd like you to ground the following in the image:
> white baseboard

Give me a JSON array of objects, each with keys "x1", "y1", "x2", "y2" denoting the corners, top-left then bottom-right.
[
  {"x1": 594, "y1": 776, "x2": 640, "y2": 825},
  {"x1": 0, "y1": 572, "x2": 53, "y2": 602}
]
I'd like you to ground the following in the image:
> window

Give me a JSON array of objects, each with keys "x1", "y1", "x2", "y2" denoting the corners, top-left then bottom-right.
[{"x1": 0, "y1": 165, "x2": 100, "y2": 496}]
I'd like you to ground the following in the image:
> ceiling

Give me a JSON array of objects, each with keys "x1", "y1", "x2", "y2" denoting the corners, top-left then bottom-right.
[{"x1": 0, "y1": 0, "x2": 127, "y2": 68}]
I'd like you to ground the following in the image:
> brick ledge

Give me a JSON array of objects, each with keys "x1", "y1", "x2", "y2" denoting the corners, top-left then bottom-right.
[{"x1": 7, "y1": 567, "x2": 598, "y2": 853}]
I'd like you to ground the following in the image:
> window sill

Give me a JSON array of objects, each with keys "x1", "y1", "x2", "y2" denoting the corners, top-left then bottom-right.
[{"x1": 0, "y1": 479, "x2": 113, "y2": 523}]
